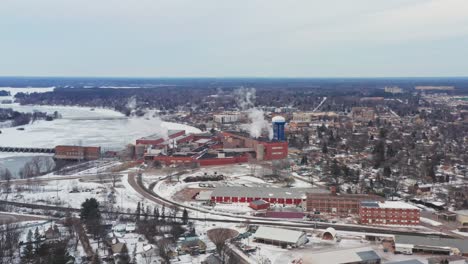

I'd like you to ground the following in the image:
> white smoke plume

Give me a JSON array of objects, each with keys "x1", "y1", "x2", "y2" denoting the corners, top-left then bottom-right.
[
  {"x1": 126, "y1": 96, "x2": 137, "y2": 110},
  {"x1": 247, "y1": 108, "x2": 273, "y2": 139},
  {"x1": 234, "y1": 87, "x2": 273, "y2": 139},
  {"x1": 234, "y1": 87, "x2": 256, "y2": 110}
]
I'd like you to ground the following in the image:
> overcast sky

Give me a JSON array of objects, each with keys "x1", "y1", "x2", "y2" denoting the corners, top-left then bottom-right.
[{"x1": 1, "y1": 0, "x2": 468, "y2": 77}]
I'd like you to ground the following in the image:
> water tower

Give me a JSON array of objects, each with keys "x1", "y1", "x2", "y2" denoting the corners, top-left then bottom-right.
[{"x1": 272, "y1": 116, "x2": 286, "y2": 141}]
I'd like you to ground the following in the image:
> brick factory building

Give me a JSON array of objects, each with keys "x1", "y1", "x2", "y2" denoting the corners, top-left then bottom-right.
[
  {"x1": 249, "y1": 200, "x2": 270, "y2": 210},
  {"x1": 306, "y1": 192, "x2": 385, "y2": 216},
  {"x1": 136, "y1": 130, "x2": 186, "y2": 146},
  {"x1": 221, "y1": 131, "x2": 288, "y2": 161},
  {"x1": 54, "y1": 145, "x2": 101, "y2": 161},
  {"x1": 359, "y1": 201, "x2": 421, "y2": 225},
  {"x1": 210, "y1": 186, "x2": 328, "y2": 205}
]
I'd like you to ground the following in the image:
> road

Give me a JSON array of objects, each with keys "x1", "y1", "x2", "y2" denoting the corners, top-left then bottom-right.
[
  {"x1": 127, "y1": 173, "x2": 456, "y2": 238},
  {"x1": 0, "y1": 173, "x2": 121, "y2": 185},
  {"x1": 313, "y1": 97, "x2": 327, "y2": 112},
  {"x1": 0, "y1": 212, "x2": 48, "y2": 224}
]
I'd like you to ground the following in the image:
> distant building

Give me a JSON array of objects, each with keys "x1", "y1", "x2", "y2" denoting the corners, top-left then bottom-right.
[
  {"x1": 415, "y1": 86, "x2": 455, "y2": 91},
  {"x1": 213, "y1": 112, "x2": 242, "y2": 124},
  {"x1": 253, "y1": 226, "x2": 307, "y2": 247},
  {"x1": 359, "y1": 201, "x2": 420, "y2": 225},
  {"x1": 384, "y1": 86, "x2": 403, "y2": 94},
  {"x1": 351, "y1": 107, "x2": 376, "y2": 122},
  {"x1": 54, "y1": 145, "x2": 101, "y2": 161}
]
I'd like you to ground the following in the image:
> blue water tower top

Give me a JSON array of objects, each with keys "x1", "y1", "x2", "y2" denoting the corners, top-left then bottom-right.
[{"x1": 272, "y1": 116, "x2": 286, "y2": 141}]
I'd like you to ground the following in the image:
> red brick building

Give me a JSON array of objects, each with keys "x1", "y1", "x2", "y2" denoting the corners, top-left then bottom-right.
[
  {"x1": 136, "y1": 130, "x2": 186, "y2": 146},
  {"x1": 221, "y1": 131, "x2": 288, "y2": 161},
  {"x1": 249, "y1": 200, "x2": 270, "y2": 210},
  {"x1": 359, "y1": 201, "x2": 421, "y2": 225},
  {"x1": 210, "y1": 186, "x2": 328, "y2": 205},
  {"x1": 54, "y1": 145, "x2": 101, "y2": 161},
  {"x1": 306, "y1": 192, "x2": 384, "y2": 216}
]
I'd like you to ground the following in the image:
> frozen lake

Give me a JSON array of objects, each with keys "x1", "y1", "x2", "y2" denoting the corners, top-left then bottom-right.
[{"x1": 0, "y1": 88, "x2": 201, "y2": 176}]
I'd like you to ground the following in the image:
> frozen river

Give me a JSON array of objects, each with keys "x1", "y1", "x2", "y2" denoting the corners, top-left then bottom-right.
[{"x1": 0, "y1": 88, "x2": 201, "y2": 176}]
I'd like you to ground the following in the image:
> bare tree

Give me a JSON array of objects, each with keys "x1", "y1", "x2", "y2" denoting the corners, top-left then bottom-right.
[
  {"x1": 207, "y1": 228, "x2": 238, "y2": 263},
  {"x1": 0, "y1": 223, "x2": 21, "y2": 264},
  {"x1": 156, "y1": 238, "x2": 172, "y2": 264}
]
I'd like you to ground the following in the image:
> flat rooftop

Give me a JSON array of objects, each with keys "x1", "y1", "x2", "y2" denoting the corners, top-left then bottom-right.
[
  {"x1": 361, "y1": 201, "x2": 420, "y2": 210},
  {"x1": 211, "y1": 186, "x2": 328, "y2": 200}
]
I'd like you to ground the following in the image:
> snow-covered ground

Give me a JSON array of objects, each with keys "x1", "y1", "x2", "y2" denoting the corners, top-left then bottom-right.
[
  {"x1": 0, "y1": 104, "x2": 200, "y2": 150},
  {"x1": 0, "y1": 99, "x2": 201, "y2": 176}
]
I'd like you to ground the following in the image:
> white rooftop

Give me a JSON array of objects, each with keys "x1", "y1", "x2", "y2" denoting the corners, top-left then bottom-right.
[
  {"x1": 254, "y1": 226, "x2": 305, "y2": 244},
  {"x1": 378, "y1": 201, "x2": 420, "y2": 210},
  {"x1": 303, "y1": 247, "x2": 380, "y2": 264}
]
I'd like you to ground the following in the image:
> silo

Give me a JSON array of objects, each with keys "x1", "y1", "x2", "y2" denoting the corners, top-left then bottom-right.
[
  {"x1": 126, "y1": 144, "x2": 136, "y2": 159},
  {"x1": 135, "y1": 144, "x2": 146, "y2": 159},
  {"x1": 272, "y1": 116, "x2": 286, "y2": 141}
]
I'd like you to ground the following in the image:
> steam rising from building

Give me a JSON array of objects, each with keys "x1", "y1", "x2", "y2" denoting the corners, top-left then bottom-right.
[{"x1": 234, "y1": 87, "x2": 273, "y2": 139}]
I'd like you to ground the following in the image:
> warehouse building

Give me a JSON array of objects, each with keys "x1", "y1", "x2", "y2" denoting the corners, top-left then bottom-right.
[
  {"x1": 302, "y1": 247, "x2": 381, "y2": 264},
  {"x1": 253, "y1": 226, "x2": 307, "y2": 248},
  {"x1": 210, "y1": 186, "x2": 328, "y2": 205},
  {"x1": 394, "y1": 235, "x2": 468, "y2": 256},
  {"x1": 360, "y1": 201, "x2": 421, "y2": 225},
  {"x1": 306, "y1": 191, "x2": 384, "y2": 216}
]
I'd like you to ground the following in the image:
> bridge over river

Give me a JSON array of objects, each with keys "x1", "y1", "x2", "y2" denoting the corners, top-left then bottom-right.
[{"x1": 0, "y1": 146, "x2": 55, "y2": 153}]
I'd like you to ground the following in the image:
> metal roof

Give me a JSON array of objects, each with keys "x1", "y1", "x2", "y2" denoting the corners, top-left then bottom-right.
[
  {"x1": 211, "y1": 186, "x2": 328, "y2": 199},
  {"x1": 386, "y1": 260, "x2": 424, "y2": 264},
  {"x1": 395, "y1": 235, "x2": 468, "y2": 254},
  {"x1": 253, "y1": 226, "x2": 305, "y2": 244},
  {"x1": 302, "y1": 247, "x2": 380, "y2": 264},
  {"x1": 356, "y1": 250, "x2": 380, "y2": 262}
]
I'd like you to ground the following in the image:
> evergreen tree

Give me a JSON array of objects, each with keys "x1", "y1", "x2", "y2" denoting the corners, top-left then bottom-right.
[
  {"x1": 322, "y1": 143, "x2": 328, "y2": 154},
  {"x1": 80, "y1": 198, "x2": 101, "y2": 237},
  {"x1": 182, "y1": 209, "x2": 189, "y2": 225},
  {"x1": 153, "y1": 207, "x2": 160, "y2": 221},
  {"x1": 161, "y1": 205, "x2": 166, "y2": 222},
  {"x1": 34, "y1": 226, "x2": 40, "y2": 251},
  {"x1": 23, "y1": 229, "x2": 34, "y2": 259},
  {"x1": 135, "y1": 202, "x2": 141, "y2": 222},
  {"x1": 383, "y1": 166, "x2": 392, "y2": 178}
]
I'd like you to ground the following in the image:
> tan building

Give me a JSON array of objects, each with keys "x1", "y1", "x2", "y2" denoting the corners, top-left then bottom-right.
[{"x1": 455, "y1": 210, "x2": 468, "y2": 226}]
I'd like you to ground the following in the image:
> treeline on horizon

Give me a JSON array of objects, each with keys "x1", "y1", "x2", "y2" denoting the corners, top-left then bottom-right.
[{"x1": 8, "y1": 77, "x2": 468, "y2": 116}]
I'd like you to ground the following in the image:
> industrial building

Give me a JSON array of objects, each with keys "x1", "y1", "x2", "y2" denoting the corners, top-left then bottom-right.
[
  {"x1": 136, "y1": 116, "x2": 289, "y2": 167},
  {"x1": 221, "y1": 131, "x2": 288, "y2": 161},
  {"x1": 54, "y1": 145, "x2": 101, "y2": 161},
  {"x1": 359, "y1": 201, "x2": 421, "y2": 225},
  {"x1": 394, "y1": 235, "x2": 468, "y2": 256},
  {"x1": 302, "y1": 247, "x2": 381, "y2": 264},
  {"x1": 253, "y1": 226, "x2": 307, "y2": 248},
  {"x1": 210, "y1": 186, "x2": 328, "y2": 205},
  {"x1": 213, "y1": 112, "x2": 243, "y2": 124},
  {"x1": 306, "y1": 191, "x2": 385, "y2": 216}
]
